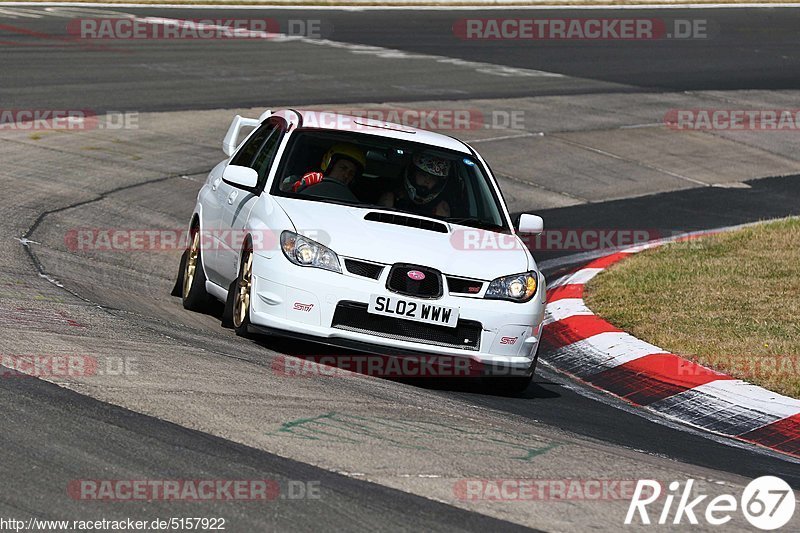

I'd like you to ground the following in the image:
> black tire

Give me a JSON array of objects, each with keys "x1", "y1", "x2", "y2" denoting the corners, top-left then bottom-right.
[
  {"x1": 171, "y1": 250, "x2": 187, "y2": 297},
  {"x1": 221, "y1": 279, "x2": 236, "y2": 329},
  {"x1": 181, "y1": 225, "x2": 212, "y2": 311},
  {"x1": 482, "y1": 344, "x2": 539, "y2": 395}
]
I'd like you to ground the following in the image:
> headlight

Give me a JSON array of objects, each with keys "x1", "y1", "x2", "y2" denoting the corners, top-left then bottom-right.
[
  {"x1": 485, "y1": 272, "x2": 538, "y2": 302},
  {"x1": 280, "y1": 231, "x2": 342, "y2": 273}
]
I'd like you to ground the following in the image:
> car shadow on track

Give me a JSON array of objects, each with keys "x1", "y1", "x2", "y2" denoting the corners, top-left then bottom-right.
[
  {"x1": 399, "y1": 377, "x2": 560, "y2": 400},
  {"x1": 246, "y1": 334, "x2": 560, "y2": 400}
]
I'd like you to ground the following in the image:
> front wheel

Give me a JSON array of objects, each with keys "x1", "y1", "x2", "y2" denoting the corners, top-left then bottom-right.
[
  {"x1": 232, "y1": 246, "x2": 253, "y2": 337},
  {"x1": 482, "y1": 345, "x2": 539, "y2": 395}
]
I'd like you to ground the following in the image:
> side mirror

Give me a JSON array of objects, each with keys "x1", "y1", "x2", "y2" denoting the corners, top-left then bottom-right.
[
  {"x1": 517, "y1": 214, "x2": 543, "y2": 235},
  {"x1": 223, "y1": 165, "x2": 258, "y2": 189}
]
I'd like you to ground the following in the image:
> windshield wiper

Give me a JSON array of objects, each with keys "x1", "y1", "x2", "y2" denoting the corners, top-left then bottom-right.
[{"x1": 444, "y1": 217, "x2": 505, "y2": 231}]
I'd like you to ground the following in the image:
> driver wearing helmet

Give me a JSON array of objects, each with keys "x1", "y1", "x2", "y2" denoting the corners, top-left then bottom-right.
[
  {"x1": 379, "y1": 153, "x2": 452, "y2": 217},
  {"x1": 291, "y1": 143, "x2": 366, "y2": 203}
]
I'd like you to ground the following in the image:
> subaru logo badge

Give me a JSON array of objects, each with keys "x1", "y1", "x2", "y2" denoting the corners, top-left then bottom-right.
[{"x1": 407, "y1": 270, "x2": 425, "y2": 281}]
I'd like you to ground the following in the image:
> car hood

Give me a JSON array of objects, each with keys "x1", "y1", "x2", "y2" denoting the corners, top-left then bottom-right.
[{"x1": 273, "y1": 197, "x2": 532, "y2": 280}]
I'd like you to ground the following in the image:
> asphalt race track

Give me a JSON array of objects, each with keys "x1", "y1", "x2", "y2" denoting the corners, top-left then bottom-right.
[
  {"x1": 1, "y1": 5, "x2": 800, "y2": 531},
  {"x1": 4, "y1": 6, "x2": 800, "y2": 111}
]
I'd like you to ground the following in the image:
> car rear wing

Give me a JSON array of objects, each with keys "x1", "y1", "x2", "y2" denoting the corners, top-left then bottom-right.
[{"x1": 222, "y1": 110, "x2": 273, "y2": 157}]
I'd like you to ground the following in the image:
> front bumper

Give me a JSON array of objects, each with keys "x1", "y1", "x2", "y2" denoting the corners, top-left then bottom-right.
[{"x1": 249, "y1": 252, "x2": 546, "y2": 371}]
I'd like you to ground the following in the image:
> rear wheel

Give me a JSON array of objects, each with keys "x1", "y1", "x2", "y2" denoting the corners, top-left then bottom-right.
[
  {"x1": 232, "y1": 246, "x2": 253, "y2": 337},
  {"x1": 181, "y1": 226, "x2": 212, "y2": 311}
]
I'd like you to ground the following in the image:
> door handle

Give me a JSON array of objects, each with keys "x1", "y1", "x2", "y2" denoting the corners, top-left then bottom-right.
[
  {"x1": 227, "y1": 190, "x2": 238, "y2": 205},
  {"x1": 211, "y1": 177, "x2": 222, "y2": 191}
]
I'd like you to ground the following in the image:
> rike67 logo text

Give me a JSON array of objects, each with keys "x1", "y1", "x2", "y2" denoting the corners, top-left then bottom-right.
[{"x1": 626, "y1": 477, "x2": 795, "y2": 530}]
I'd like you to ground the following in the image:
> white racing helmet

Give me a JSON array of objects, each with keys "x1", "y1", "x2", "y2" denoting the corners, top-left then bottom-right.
[{"x1": 404, "y1": 153, "x2": 451, "y2": 205}]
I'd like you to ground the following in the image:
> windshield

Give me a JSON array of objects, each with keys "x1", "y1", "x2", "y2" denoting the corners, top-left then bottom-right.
[{"x1": 272, "y1": 129, "x2": 509, "y2": 231}]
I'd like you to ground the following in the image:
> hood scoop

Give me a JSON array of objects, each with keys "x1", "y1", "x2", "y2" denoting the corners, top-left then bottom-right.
[{"x1": 364, "y1": 211, "x2": 448, "y2": 234}]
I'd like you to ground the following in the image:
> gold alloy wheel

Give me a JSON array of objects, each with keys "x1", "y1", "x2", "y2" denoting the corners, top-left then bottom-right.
[
  {"x1": 233, "y1": 250, "x2": 253, "y2": 328},
  {"x1": 182, "y1": 229, "x2": 200, "y2": 299}
]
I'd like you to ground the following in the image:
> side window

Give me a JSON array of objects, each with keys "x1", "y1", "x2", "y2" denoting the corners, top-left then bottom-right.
[{"x1": 230, "y1": 123, "x2": 275, "y2": 167}]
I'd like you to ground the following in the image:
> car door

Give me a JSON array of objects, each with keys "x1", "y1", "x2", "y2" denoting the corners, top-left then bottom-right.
[
  {"x1": 203, "y1": 122, "x2": 275, "y2": 286},
  {"x1": 217, "y1": 118, "x2": 286, "y2": 285},
  {"x1": 196, "y1": 167, "x2": 227, "y2": 286}
]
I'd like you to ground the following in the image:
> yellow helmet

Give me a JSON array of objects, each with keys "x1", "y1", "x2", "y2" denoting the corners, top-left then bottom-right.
[{"x1": 320, "y1": 143, "x2": 367, "y2": 174}]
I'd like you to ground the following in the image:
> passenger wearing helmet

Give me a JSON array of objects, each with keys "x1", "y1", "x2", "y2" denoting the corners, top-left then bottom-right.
[
  {"x1": 292, "y1": 143, "x2": 366, "y2": 203},
  {"x1": 379, "y1": 153, "x2": 452, "y2": 217}
]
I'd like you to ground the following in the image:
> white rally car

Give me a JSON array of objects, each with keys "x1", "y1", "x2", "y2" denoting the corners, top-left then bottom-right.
[{"x1": 175, "y1": 109, "x2": 546, "y2": 392}]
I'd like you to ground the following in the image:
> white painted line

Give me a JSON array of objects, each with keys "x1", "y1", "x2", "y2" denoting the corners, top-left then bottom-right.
[
  {"x1": 548, "y1": 267, "x2": 603, "y2": 288},
  {"x1": 91, "y1": 14, "x2": 564, "y2": 79},
  {"x1": 619, "y1": 122, "x2": 665, "y2": 129},
  {"x1": 0, "y1": 7, "x2": 559, "y2": 79},
  {"x1": 648, "y1": 382, "x2": 795, "y2": 435},
  {"x1": 546, "y1": 331, "x2": 660, "y2": 376},
  {"x1": 466, "y1": 132, "x2": 542, "y2": 143},
  {"x1": 543, "y1": 297, "x2": 592, "y2": 324},
  {"x1": 582, "y1": 331, "x2": 664, "y2": 366},
  {"x1": 689, "y1": 379, "x2": 800, "y2": 419},
  {"x1": 303, "y1": 38, "x2": 563, "y2": 77}
]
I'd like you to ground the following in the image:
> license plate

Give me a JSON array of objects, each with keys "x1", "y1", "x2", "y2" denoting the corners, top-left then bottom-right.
[{"x1": 368, "y1": 295, "x2": 459, "y2": 328}]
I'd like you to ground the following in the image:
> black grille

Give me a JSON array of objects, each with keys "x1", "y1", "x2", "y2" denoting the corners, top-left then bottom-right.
[
  {"x1": 364, "y1": 212, "x2": 448, "y2": 233},
  {"x1": 386, "y1": 264, "x2": 442, "y2": 299},
  {"x1": 447, "y1": 277, "x2": 484, "y2": 295},
  {"x1": 345, "y1": 259, "x2": 383, "y2": 280},
  {"x1": 331, "y1": 301, "x2": 481, "y2": 351}
]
